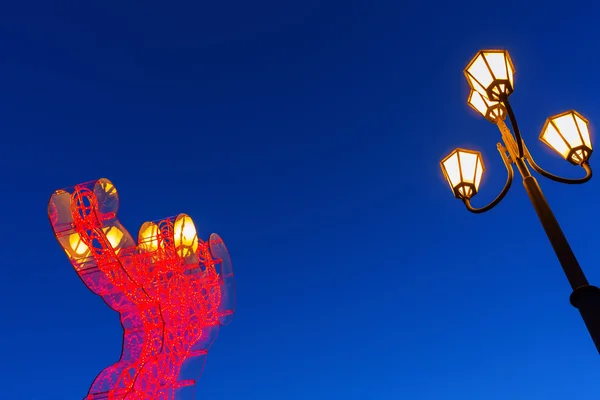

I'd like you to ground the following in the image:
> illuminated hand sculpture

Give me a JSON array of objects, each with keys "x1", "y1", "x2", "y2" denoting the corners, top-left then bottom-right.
[{"x1": 48, "y1": 178, "x2": 236, "y2": 400}]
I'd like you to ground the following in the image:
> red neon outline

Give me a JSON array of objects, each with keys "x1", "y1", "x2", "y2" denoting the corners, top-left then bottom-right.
[{"x1": 48, "y1": 178, "x2": 235, "y2": 399}]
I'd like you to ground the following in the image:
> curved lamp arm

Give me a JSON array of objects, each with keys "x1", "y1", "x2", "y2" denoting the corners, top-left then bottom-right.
[
  {"x1": 501, "y1": 96, "x2": 524, "y2": 158},
  {"x1": 526, "y1": 151, "x2": 592, "y2": 184},
  {"x1": 463, "y1": 143, "x2": 514, "y2": 214}
]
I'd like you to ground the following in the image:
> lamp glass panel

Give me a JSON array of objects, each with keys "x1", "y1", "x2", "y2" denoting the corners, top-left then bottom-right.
[
  {"x1": 474, "y1": 158, "x2": 484, "y2": 190},
  {"x1": 507, "y1": 57, "x2": 514, "y2": 87},
  {"x1": 459, "y1": 151, "x2": 478, "y2": 184},
  {"x1": 542, "y1": 123, "x2": 570, "y2": 159},
  {"x1": 574, "y1": 114, "x2": 592, "y2": 148},
  {"x1": 467, "y1": 54, "x2": 494, "y2": 89},
  {"x1": 468, "y1": 91, "x2": 488, "y2": 116},
  {"x1": 483, "y1": 95, "x2": 497, "y2": 108},
  {"x1": 554, "y1": 114, "x2": 583, "y2": 148},
  {"x1": 467, "y1": 75, "x2": 488, "y2": 98},
  {"x1": 484, "y1": 52, "x2": 508, "y2": 80},
  {"x1": 442, "y1": 152, "x2": 461, "y2": 188}
]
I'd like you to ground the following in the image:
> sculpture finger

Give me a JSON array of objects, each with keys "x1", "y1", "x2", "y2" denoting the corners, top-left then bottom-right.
[
  {"x1": 209, "y1": 233, "x2": 235, "y2": 326},
  {"x1": 88, "y1": 178, "x2": 137, "y2": 255},
  {"x1": 175, "y1": 324, "x2": 220, "y2": 399},
  {"x1": 48, "y1": 188, "x2": 96, "y2": 273},
  {"x1": 48, "y1": 178, "x2": 138, "y2": 300}
]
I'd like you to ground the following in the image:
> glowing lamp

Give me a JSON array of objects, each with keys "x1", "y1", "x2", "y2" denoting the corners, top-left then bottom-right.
[
  {"x1": 69, "y1": 233, "x2": 89, "y2": 255},
  {"x1": 64, "y1": 232, "x2": 91, "y2": 260},
  {"x1": 138, "y1": 222, "x2": 160, "y2": 252},
  {"x1": 441, "y1": 148, "x2": 485, "y2": 199},
  {"x1": 174, "y1": 214, "x2": 199, "y2": 258},
  {"x1": 103, "y1": 225, "x2": 124, "y2": 253},
  {"x1": 465, "y1": 50, "x2": 515, "y2": 101},
  {"x1": 468, "y1": 90, "x2": 507, "y2": 123},
  {"x1": 539, "y1": 110, "x2": 592, "y2": 165}
]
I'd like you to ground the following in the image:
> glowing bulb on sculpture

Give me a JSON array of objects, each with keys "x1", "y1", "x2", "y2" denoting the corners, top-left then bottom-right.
[
  {"x1": 103, "y1": 225, "x2": 124, "y2": 253},
  {"x1": 174, "y1": 214, "x2": 199, "y2": 258},
  {"x1": 138, "y1": 222, "x2": 160, "y2": 252},
  {"x1": 67, "y1": 233, "x2": 90, "y2": 257}
]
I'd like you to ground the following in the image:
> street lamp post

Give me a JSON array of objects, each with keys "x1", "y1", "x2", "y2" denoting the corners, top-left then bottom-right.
[{"x1": 441, "y1": 49, "x2": 600, "y2": 354}]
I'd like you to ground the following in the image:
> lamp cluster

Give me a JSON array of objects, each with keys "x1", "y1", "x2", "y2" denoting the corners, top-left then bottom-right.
[
  {"x1": 441, "y1": 50, "x2": 593, "y2": 200},
  {"x1": 436, "y1": 49, "x2": 600, "y2": 357}
]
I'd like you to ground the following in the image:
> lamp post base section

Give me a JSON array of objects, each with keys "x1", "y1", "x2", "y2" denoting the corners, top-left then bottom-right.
[{"x1": 570, "y1": 285, "x2": 600, "y2": 355}]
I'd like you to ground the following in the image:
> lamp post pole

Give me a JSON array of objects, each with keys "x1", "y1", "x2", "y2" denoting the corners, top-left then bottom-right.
[
  {"x1": 522, "y1": 167, "x2": 600, "y2": 353},
  {"x1": 441, "y1": 49, "x2": 600, "y2": 355},
  {"x1": 502, "y1": 127, "x2": 600, "y2": 354}
]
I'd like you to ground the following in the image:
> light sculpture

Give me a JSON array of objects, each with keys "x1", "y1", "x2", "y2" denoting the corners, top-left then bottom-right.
[{"x1": 48, "y1": 178, "x2": 236, "y2": 399}]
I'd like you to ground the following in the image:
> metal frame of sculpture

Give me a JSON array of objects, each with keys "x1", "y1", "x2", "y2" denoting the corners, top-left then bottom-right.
[{"x1": 48, "y1": 178, "x2": 236, "y2": 399}]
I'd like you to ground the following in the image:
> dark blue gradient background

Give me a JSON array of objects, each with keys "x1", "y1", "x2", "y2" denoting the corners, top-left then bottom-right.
[{"x1": 1, "y1": 1, "x2": 599, "y2": 399}]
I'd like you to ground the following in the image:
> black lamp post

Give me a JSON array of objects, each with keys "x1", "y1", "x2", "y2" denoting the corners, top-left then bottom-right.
[{"x1": 440, "y1": 49, "x2": 600, "y2": 354}]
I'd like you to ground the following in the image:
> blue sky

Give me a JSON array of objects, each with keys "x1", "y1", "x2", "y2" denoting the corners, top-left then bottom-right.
[{"x1": 1, "y1": 1, "x2": 600, "y2": 399}]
